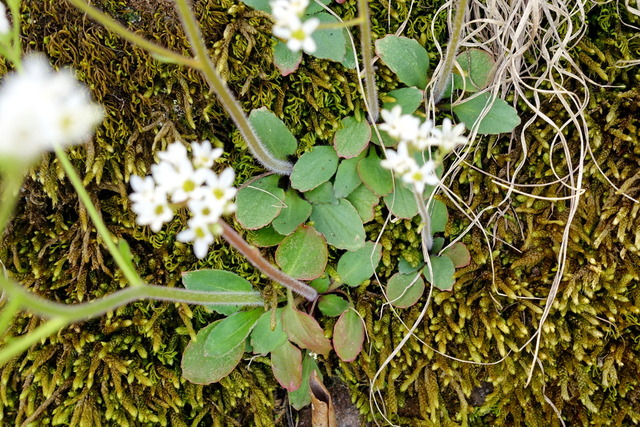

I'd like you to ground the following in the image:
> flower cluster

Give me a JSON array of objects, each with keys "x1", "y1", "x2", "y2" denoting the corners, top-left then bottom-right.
[
  {"x1": 129, "y1": 141, "x2": 237, "y2": 259},
  {"x1": 0, "y1": 55, "x2": 103, "y2": 162},
  {"x1": 0, "y1": 3, "x2": 9, "y2": 35},
  {"x1": 270, "y1": 0, "x2": 319, "y2": 53},
  {"x1": 379, "y1": 106, "x2": 468, "y2": 192}
]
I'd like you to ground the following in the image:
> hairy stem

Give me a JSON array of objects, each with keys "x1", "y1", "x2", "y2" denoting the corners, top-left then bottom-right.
[
  {"x1": 220, "y1": 220, "x2": 318, "y2": 301},
  {"x1": 174, "y1": 0, "x2": 293, "y2": 175},
  {"x1": 357, "y1": 0, "x2": 379, "y2": 122},
  {"x1": 414, "y1": 189, "x2": 433, "y2": 260},
  {"x1": 431, "y1": 0, "x2": 469, "y2": 103}
]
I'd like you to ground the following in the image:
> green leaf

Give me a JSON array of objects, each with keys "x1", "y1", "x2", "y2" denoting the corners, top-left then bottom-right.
[
  {"x1": 236, "y1": 175, "x2": 285, "y2": 229},
  {"x1": 291, "y1": 146, "x2": 339, "y2": 192},
  {"x1": 452, "y1": 92, "x2": 520, "y2": 135},
  {"x1": 272, "y1": 190, "x2": 312, "y2": 235},
  {"x1": 246, "y1": 225, "x2": 286, "y2": 247},
  {"x1": 309, "y1": 13, "x2": 346, "y2": 62},
  {"x1": 237, "y1": 0, "x2": 270, "y2": 11},
  {"x1": 271, "y1": 341, "x2": 303, "y2": 391},
  {"x1": 375, "y1": 35, "x2": 429, "y2": 89},
  {"x1": 453, "y1": 49, "x2": 495, "y2": 93},
  {"x1": 304, "y1": 181, "x2": 338, "y2": 205},
  {"x1": 182, "y1": 269, "x2": 258, "y2": 316},
  {"x1": 386, "y1": 272, "x2": 425, "y2": 308},
  {"x1": 309, "y1": 275, "x2": 331, "y2": 293},
  {"x1": 334, "y1": 156, "x2": 363, "y2": 199},
  {"x1": 442, "y1": 242, "x2": 471, "y2": 268},
  {"x1": 251, "y1": 309, "x2": 289, "y2": 354},
  {"x1": 383, "y1": 178, "x2": 419, "y2": 219},
  {"x1": 429, "y1": 199, "x2": 449, "y2": 234},
  {"x1": 310, "y1": 199, "x2": 366, "y2": 251},
  {"x1": 398, "y1": 257, "x2": 423, "y2": 274},
  {"x1": 249, "y1": 107, "x2": 297, "y2": 160},
  {"x1": 181, "y1": 321, "x2": 245, "y2": 384},
  {"x1": 204, "y1": 309, "x2": 262, "y2": 357},
  {"x1": 333, "y1": 115, "x2": 370, "y2": 158},
  {"x1": 318, "y1": 294, "x2": 349, "y2": 317},
  {"x1": 275, "y1": 225, "x2": 328, "y2": 280},
  {"x1": 288, "y1": 353, "x2": 320, "y2": 410},
  {"x1": 423, "y1": 255, "x2": 456, "y2": 291},
  {"x1": 273, "y1": 40, "x2": 302, "y2": 76},
  {"x1": 358, "y1": 149, "x2": 393, "y2": 197},
  {"x1": 282, "y1": 304, "x2": 332, "y2": 356},
  {"x1": 337, "y1": 241, "x2": 382, "y2": 287},
  {"x1": 333, "y1": 308, "x2": 364, "y2": 362},
  {"x1": 346, "y1": 184, "x2": 379, "y2": 223},
  {"x1": 383, "y1": 87, "x2": 424, "y2": 115}
]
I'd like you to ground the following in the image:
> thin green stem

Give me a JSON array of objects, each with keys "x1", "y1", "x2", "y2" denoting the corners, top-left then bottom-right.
[
  {"x1": 65, "y1": 0, "x2": 201, "y2": 69},
  {"x1": 413, "y1": 190, "x2": 433, "y2": 260},
  {"x1": 54, "y1": 144, "x2": 144, "y2": 287},
  {"x1": 174, "y1": 0, "x2": 293, "y2": 175},
  {"x1": 431, "y1": 0, "x2": 469, "y2": 103},
  {"x1": 317, "y1": 17, "x2": 364, "y2": 30},
  {"x1": 356, "y1": 0, "x2": 379, "y2": 122},
  {"x1": 220, "y1": 220, "x2": 318, "y2": 301}
]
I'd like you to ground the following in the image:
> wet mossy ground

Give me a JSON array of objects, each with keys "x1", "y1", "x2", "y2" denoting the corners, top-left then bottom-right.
[{"x1": 1, "y1": 0, "x2": 640, "y2": 425}]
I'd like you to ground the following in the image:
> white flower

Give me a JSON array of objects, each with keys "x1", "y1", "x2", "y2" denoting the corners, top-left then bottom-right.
[
  {"x1": 129, "y1": 175, "x2": 159, "y2": 204},
  {"x1": 204, "y1": 167, "x2": 237, "y2": 213},
  {"x1": 151, "y1": 159, "x2": 213, "y2": 203},
  {"x1": 273, "y1": 17, "x2": 319, "y2": 53},
  {"x1": 177, "y1": 218, "x2": 218, "y2": 259},
  {"x1": 381, "y1": 141, "x2": 416, "y2": 175},
  {"x1": 0, "y1": 54, "x2": 103, "y2": 161},
  {"x1": 0, "y1": 3, "x2": 10, "y2": 35},
  {"x1": 187, "y1": 197, "x2": 224, "y2": 225},
  {"x1": 130, "y1": 186, "x2": 174, "y2": 232},
  {"x1": 191, "y1": 140, "x2": 222, "y2": 169},
  {"x1": 402, "y1": 160, "x2": 439, "y2": 193},
  {"x1": 379, "y1": 106, "x2": 420, "y2": 143},
  {"x1": 157, "y1": 141, "x2": 190, "y2": 169},
  {"x1": 412, "y1": 119, "x2": 435, "y2": 151},
  {"x1": 427, "y1": 118, "x2": 467, "y2": 152},
  {"x1": 270, "y1": 0, "x2": 308, "y2": 18}
]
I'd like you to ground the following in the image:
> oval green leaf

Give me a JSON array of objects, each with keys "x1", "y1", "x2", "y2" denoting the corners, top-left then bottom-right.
[
  {"x1": 310, "y1": 199, "x2": 366, "y2": 251},
  {"x1": 271, "y1": 341, "x2": 303, "y2": 391},
  {"x1": 272, "y1": 189, "x2": 312, "y2": 235},
  {"x1": 288, "y1": 353, "x2": 320, "y2": 410},
  {"x1": 204, "y1": 308, "x2": 262, "y2": 357},
  {"x1": 334, "y1": 115, "x2": 371, "y2": 158},
  {"x1": 291, "y1": 146, "x2": 339, "y2": 192},
  {"x1": 375, "y1": 35, "x2": 429, "y2": 89},
  {"x1": 334, "y1": 156, "x2": 363, "y2": 199},
  {"x1": 358, "y1": 150, "x2": 393, "y2": 197},
  {"x1": 310, "y1": 13, "x2": 347, "y2": 61},
  {"x1": 386, "y1": 272, "x2": 425, "y2": 308},
  {"x1": 304, "y1": 181, "x2": 338, "y2": 205},
  {"x1": 282, "y1": 304, "x2": 332, "y2": 356},
  {"x1": 442, "y1": 242, "x2": 471, "y2": 268},
  {"x1": 181, "y1": 321, "x2": 245, "y2": 385},
  {"x1": 384, "y1": 178, "x2": 419, "y2": 219},
  {"x1": 382, "y1": 87, "x2": 424, "y2": 115},
  {"x1": 274, "y1": 40, "x2": 302, "y2": 76},
  {"x1": 453, "y1": 49, "x2": 495, "y2": 93},
  {"x1": 275, "y1": 225, "x2": 328, "y2": 280},
  {"x1": 452, "y1": 92, "x2": 521, "y2": 135},
  {"x1": 337, "y1": 241, "x2": 382, "y2": 287},
  {"x1": 429, "y1": 199, "x2": 449, "y2": 234},
  {"x1": 236, "y1": 175, "x2": 286, "y2": 229},
  {"x1": 247, "y1": 225, "x2": 286, "y2": 247},
  {"x1": 423, "y1": 255, "x2": 456, "y2": 291},
  {"x1": 251, "y1": 309, "x2": 289, "y2": 354},
  {"x1": 182, "y1": 269, "x2": 258, "y2": 316},
  {"x1": 249, "y1": 107, "x2": 297, "y2": 160},
  {"x1": 346, "y1": 184, "x2": 379, "y2": 223},
  {"x1": 333, "y1": 308, "x2": 364, "y2": 362},
  {"x1": 318, "y1": 294, "x2": 349, "y2": 317}
]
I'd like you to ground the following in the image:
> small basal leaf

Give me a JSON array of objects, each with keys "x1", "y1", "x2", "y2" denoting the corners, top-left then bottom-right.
[
  {"x1": 318, "y1": 294, "x2": 349, "y2": 317},
  {"x1": 274, "y1": 40, "x2": 302, "y2": 76},
  {"x1": 334, "y1": 115, "x2": 371, "y2": 158},
  {"x1": 429, "y1": 199, "x2": 449, "y2": 234},
  {"x1": 288, "y1": 352, "x2": 321, "y2": 410},
  {"x1": 453, "y1": 49, "x2": 495, "y2": 93},
  {"x1": 334, "y1": 156, "x2": 363, "y2": 199},
  {"x1": 204, "y1": 309, "x2": 262, "y2": 357},
  {"x1": 251, "y1": 309, "x2": 289, "y2": 354},
  {"x1": 346, "y1": 184, "x2": 379, "y2": 223},
  {"x1": 310, "y1": 13, "x2": 347, "y2": 62},
  {"x1": 249, "y1": 107, "x2": 297, "y2": 160},
  {"x1": 271, "y1": 341, "x2": 303, "y2": 391},
  {"x1": 333, "y1": 308, "x2": 364, "y2": 362},
  {"x1": 452, "y1": 92, "x2": 520, "y2": 135},
  {"x1": 282, "y1": 304, "x2": 332, "y2": 356},
  {"x1": 358, "y1": 149, "x2": 393, "y2": 197},
  {"x1": 337, "y1": 241, "x2": 382, "y2": 287},
  {"x1": 291, "y1": 146, "x2": 339, "y2": 192},
  {"x1": 247, "y1": 225, "x2": 286, "y2": 247},
  {"x1": 398, "y1": 257, "x2": 423, "y2": 274},
  {"x1": 304, "y1": 181, "x2": 338, "y2": 205},
  {"x1": 272, "y1": 189, "x2": 312, "y2": 235},
  {"x1": 423, "y1": 255, "x2": 456, "y2": 291},
  {"x1": 382, "y1": 87, "x2": 424, "y2": 115},
  {"x1": 310, "y1": 199, "x2": 366, "y2": 251},
  {"x1": 386, "y1": 272, "x2": 425, "y2": 308},
  {"x1": 238, "y1": 0, "x2": 270, "y2": 11},
  {"x1": 236, "y1": 175, "x2": 285, "y2": 229},
  {"x1": 309, "y1": 275, "x2": 331, "y2": 293},
  {"x1": 375, "y1": 35, "x2": 429, "y2": 89},
  {"x1": 181, "y1": 322, "x2": 245, "y2": 384},
  {"x1": 383, "y1": 178, "x2": 419, "y2": 219},
  {"x1": 182, "y1": 269, "x2": 258, "y2": 316},
  {"x1": 275, "y1": 225, "x2": 328, "y2": 280},
  {"x1": 442, "y1": 242, "x2": 471, "y2": 268}
]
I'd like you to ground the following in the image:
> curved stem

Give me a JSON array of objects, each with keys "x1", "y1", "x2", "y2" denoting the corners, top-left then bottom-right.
[
  {"x1": 413, "y1": 190, "x2": 433, "y2": 260},
  {"x1": 174, "y1": 0, "x2": 293, "y2": 175},
  {"x1": 65, "y1": 0, "x2": 201, "y2": 69},
  {"x1": 220, "y1": 220, "x2": 318, "y2": 301},
  {"x1": 357, "y1": 0, "x2": 379, "y2": 123},
  {"x1": 431, "y1": 0, "x2": 469, "y2": 103}
]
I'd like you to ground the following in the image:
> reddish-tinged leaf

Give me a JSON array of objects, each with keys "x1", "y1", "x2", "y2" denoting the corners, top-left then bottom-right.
[
  {"x1": 282, "y1": 305, "x2": 332, "y2": 356},
  {"x1": 271, "y1": 341, "x2": 303, "y2": 391},
  {"x1": 442, "y1": 242, "x2": 471, "y2": 268},
  {"x1": 333, "y1": 308, "x2": 364, "y2": 362}
]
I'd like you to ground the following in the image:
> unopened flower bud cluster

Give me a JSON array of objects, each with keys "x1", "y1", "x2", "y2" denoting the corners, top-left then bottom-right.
[
  {"x1": 129, "y1": 141, "x2": 237, "y2": 259},
  {"x1": 380, "y1": 106, "x2": 468, "y2": 193},
  {"x1": 270, "y1": 0, "x2": 319, "y2": 53}
]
